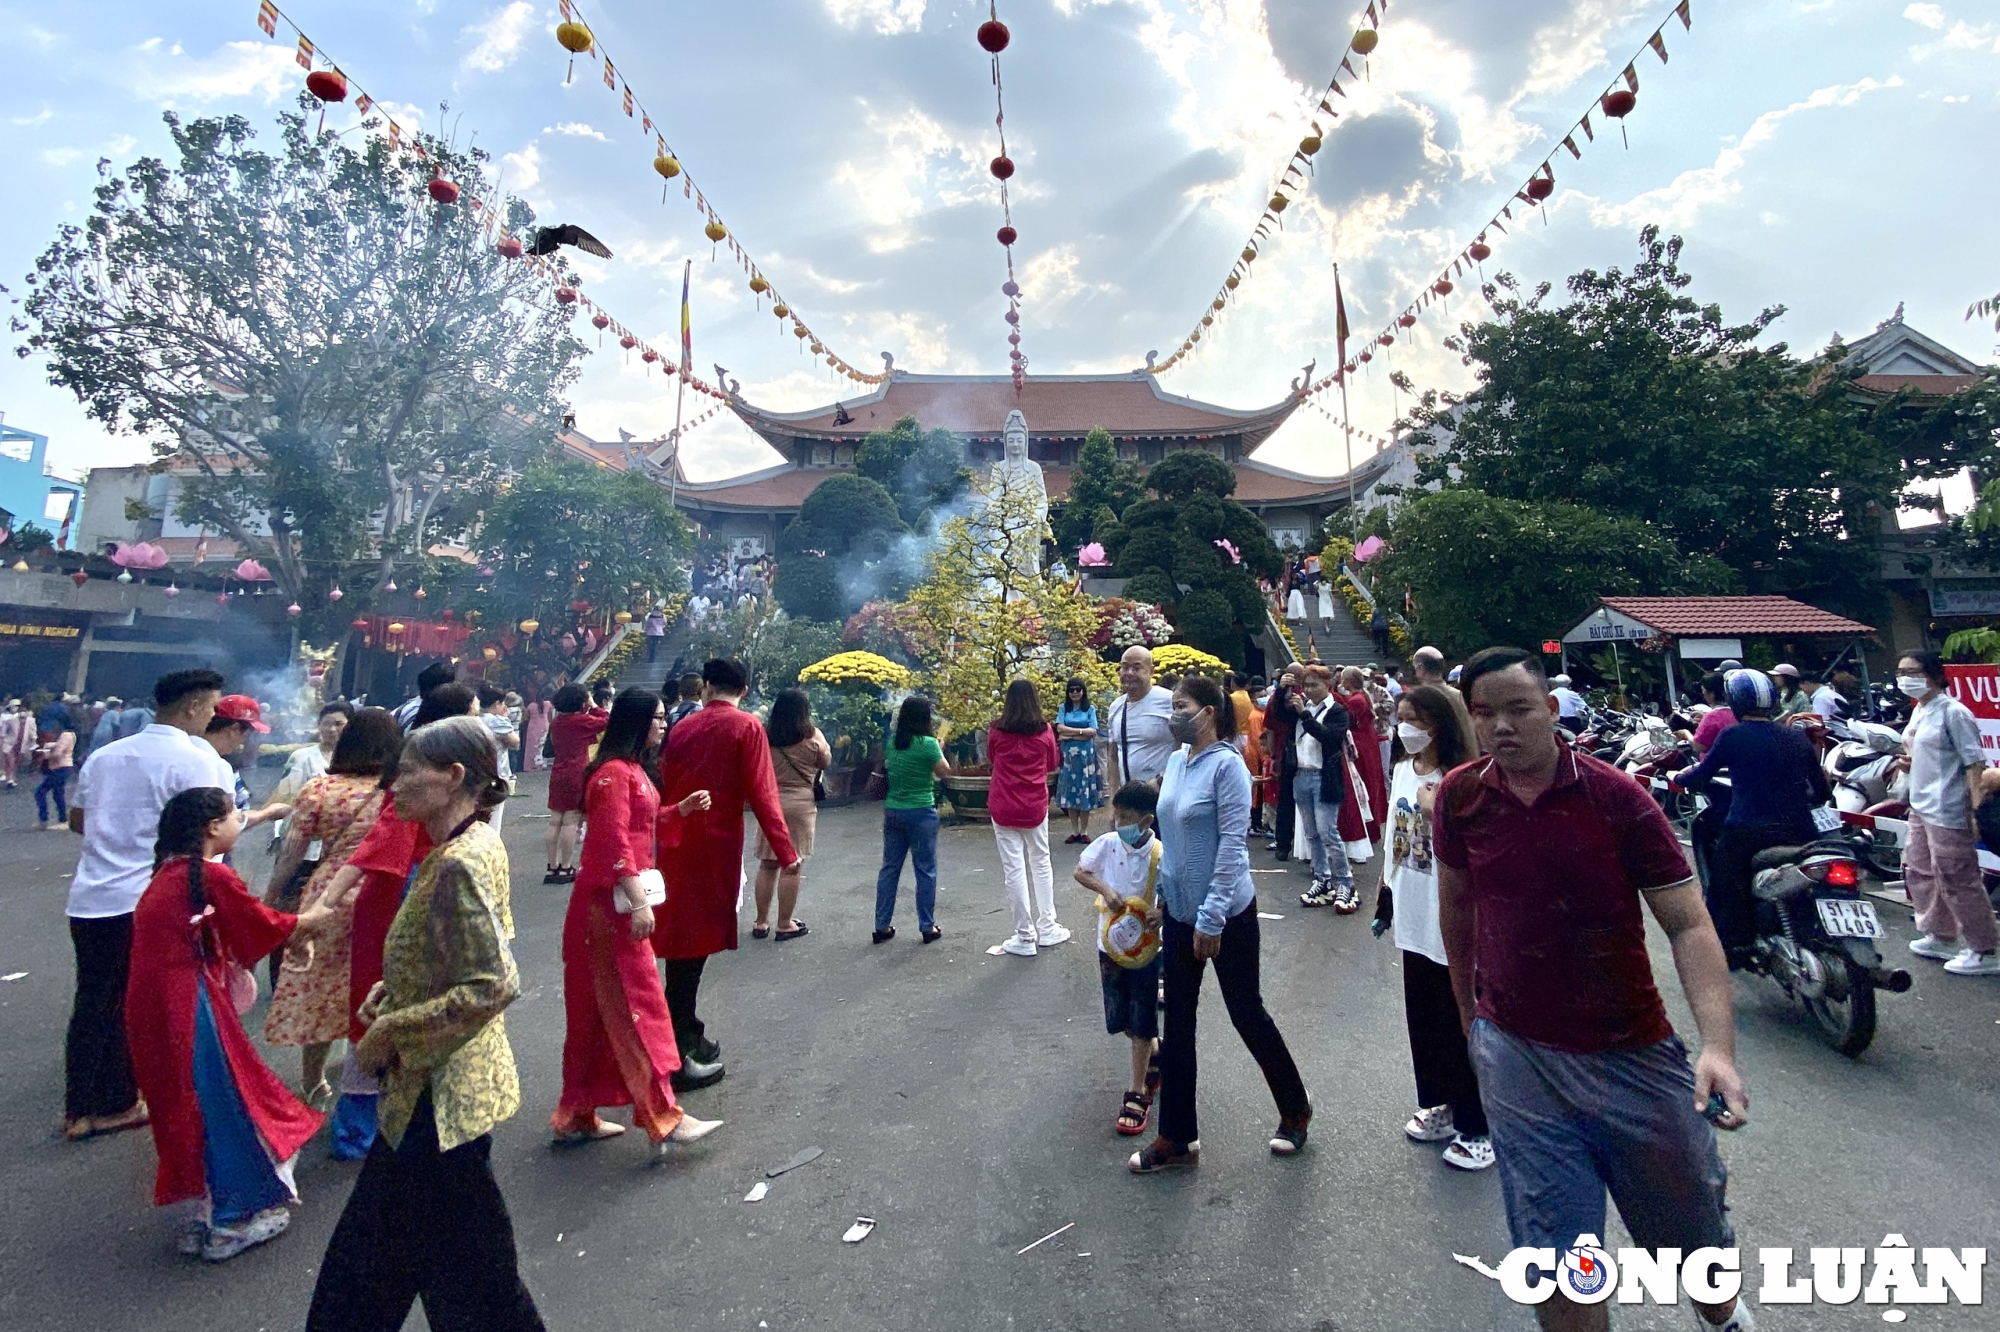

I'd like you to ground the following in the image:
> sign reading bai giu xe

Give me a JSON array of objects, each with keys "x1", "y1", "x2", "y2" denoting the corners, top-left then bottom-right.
[{"x1": 1562, "y1": 607, "x2": 1654, "y2": 646}]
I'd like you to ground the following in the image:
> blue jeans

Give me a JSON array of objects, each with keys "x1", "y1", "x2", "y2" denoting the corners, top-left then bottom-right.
[
  {"x1": 874, "y1": 806, "x2": 939, "y2": 932},
  {"x1": 35, "y1": 769, "x2": 68, "y2": 823},
  {"x1": 1292, "y1": 770, "x2": 1350, "y2": 886}
]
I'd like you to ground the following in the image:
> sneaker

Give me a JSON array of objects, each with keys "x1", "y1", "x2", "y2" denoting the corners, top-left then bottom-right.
[
  {"x1": 1404, "y1": 1104, "x2": 1455, "y2": 1143},
  {"x1": 1000, "y1": 936, "x2": 1038, "y2": 957},
  {"x1": 1270, "y1": 1104, "x2": 1312, "y2": 1156},
  {"x1": 1127, "y1": 1137, "x2": 1200, "y2": 1173},
  {"x1": 1036, "y1": 924, "x2": 1072, "y2": 947},
  {"x1": 1943, "y1": 948, "x2": 2000, "y2": 976},
  {"x1": 670, "y1": 1058, "x2": 725, "y2": 1092},
  {"x1": 1691, "y1": 1298, "x2": 1757, "y2": 1331},
  {"x1": 1442, "y1": 1133, "x2": 1496, "y2": 1171},
  {"x1": 1909, "y1": 933, "x2": 1960, "y2": 961},
  {"x1": 1333, "y1": 881, "x2": 1361, "y2": 914},
  {"x1": 201, "y1": 1206, "x2": 289, "y2": 1262},
  {"x1": 1300, "y1": 880, "x2": 1334, "y2": 908}
]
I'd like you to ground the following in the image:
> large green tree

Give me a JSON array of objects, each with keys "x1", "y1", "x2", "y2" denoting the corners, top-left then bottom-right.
[
  {"x1": 478, "y1": 461, "x2": 691, "y2": 623},
  {"x1": 1052, "y1": 425, "x2": 1142, "y2": 555},
  {"x1": 1373, "y1": 489, "x2": 1736, "y2": 657},
  {"x1": 775, "y1": 473, "x2": 909, "y2": 621},
  {"x1": 1106, "y1": 450, "x2": 1280, "y2": 664},
  {"x1": 1403, "y1": 227, "x2": 1996, "y2": 619},
  {"x1": 854, "y1": 414, "x2": 969, "y2": 528},
  {"x1": 16, "y1": 99, "x2": 585, "y2": 633}
]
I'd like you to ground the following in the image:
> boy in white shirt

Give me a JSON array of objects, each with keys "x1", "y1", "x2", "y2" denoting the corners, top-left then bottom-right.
[{"x1": 1075, "y1": 781, "x2": 1165, "y2": 1138}]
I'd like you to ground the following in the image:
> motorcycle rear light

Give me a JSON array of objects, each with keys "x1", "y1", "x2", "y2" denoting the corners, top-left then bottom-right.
[{"x1": 1801, "y1": 857, "x2": 1860, "y2": 887}]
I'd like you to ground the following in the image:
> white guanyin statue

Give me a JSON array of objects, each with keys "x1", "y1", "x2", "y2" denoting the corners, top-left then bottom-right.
[{"x1": 985, "y1": 408, "x2": 1048, "y2": 582}]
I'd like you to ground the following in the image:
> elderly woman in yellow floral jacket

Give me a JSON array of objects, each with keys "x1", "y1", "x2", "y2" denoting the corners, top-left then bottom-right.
[{"x1": 307, "y1": 717, "x2": 543, "y2": 1332}]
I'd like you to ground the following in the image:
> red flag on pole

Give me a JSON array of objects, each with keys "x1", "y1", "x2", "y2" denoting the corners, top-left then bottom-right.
[{"x1": 1334, "y1": 268, "x2": 1350, "y2": 370}]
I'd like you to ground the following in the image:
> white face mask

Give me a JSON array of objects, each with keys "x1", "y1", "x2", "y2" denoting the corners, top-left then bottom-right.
[
  {"x1": 1397, "y1": 722, "x2": 1434, "y2": 753},
  {"x1": 1897, "y1": 675, "x2": 1930, "y2": 699}
]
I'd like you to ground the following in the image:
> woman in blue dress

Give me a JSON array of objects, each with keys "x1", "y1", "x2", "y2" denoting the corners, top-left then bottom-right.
[{"x1": 1055, "y1": 676, "x2": 1104, "y2": 844}]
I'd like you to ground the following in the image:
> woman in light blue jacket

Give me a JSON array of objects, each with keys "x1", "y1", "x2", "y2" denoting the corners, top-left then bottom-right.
[{"x1": 1129, "y1": 674, "x2": 1312, "y2": 1173}]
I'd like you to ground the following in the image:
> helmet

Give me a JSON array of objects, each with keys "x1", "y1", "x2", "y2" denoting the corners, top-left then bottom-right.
[
  {"x1": 1770, "y1": 663, "x2": 1800, "y2": 680},
  {"x1": 1724, "y1": 669, "x2": 1777, "y2": 714}
]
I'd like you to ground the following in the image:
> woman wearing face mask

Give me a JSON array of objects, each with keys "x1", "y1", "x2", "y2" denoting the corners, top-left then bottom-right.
[
  {"x1": 1378, "y1": 686, "x2": 1492, "y2": 1171},
  {"x1": 1129, "y1": 675, "x2": 1312, "y2": 1173}
]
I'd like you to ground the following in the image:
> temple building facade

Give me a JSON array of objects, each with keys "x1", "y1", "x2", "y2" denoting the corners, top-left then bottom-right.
[{"x1": 653, "y1": 370, "x2": 1387, "y2": 558}]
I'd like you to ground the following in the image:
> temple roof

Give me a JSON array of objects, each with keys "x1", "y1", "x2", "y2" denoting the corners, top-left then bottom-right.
[
  {"x1": 727, "y1": 370, "x2": 1304, "y2": 446},
  {"x1": 1837, "y1": 312, "x2": 1986, "y2": 401}
]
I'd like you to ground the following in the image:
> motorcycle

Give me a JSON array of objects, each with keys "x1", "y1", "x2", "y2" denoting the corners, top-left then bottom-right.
[
  {"x1": 1824, "y1": 719, "x2": 1908, "y2": 815},
  {"x1": 1689, "y1": 788, "x2": 1909, "y2": 1058}
]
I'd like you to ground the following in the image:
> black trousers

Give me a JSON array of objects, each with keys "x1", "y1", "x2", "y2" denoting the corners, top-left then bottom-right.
[
  {"x1": 65, "y1": 914, "x2": 138, "y2": 1121},
  {"x1": 1709, "y1": 824, "x2": 1796, "y2": 958},
  {"x1": 1402, "y1": 950, "x2": 1486, "y2": 1137},
  {"x1": 1273, "y1": 760, "x2": 1296, "y2": 857},
  {"x1": 1159, "y1": 908, "x2": 1310, "y2": 1147},
  {"x1": 307, "y1": 1093, "x2": 544, "y2": 1332},
  {"x1": 663, "y1": 955, "x2": 709, "y2": 1053}
]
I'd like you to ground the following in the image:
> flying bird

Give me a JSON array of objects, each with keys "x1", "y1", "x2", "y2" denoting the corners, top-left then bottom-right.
[{"x1": 529, "y1": 224, "x2": 613, "y2": 259}]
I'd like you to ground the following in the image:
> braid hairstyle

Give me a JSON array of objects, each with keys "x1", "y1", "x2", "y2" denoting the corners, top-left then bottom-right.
[{"x1": 155, "y1": 787, "x2": 234, "y2": 952}]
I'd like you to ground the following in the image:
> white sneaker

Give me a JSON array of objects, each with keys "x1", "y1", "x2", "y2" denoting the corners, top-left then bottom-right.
[
  {"x1": 1035, "y1": 924, "x2": 1072, "y2": 947},
  {"x1": 202, "y1": 1206, "x2": 289, "y2": 1261},
  {"x1": 1691, "y1": 1297, "x2": 1757, "y2": 1331},
  {"x1": 1943, "y1": 948, "x2": 2000, "y2": 976},
  {"x1": 1000, "y1": 936, "x2": 1038, "y2": 957},
  {"x1": 1441, "y1": 1133, "x2": 1495, "y2": 1171},
  {"x1": 1909, "y1": 933, "x2": 1959, "y2": 961},
  {"x1": 1404, "y1": 1104, "x2": 1455, "y2": 1143}
]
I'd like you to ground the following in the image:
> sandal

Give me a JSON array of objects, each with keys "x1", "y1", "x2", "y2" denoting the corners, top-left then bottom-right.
[
  {"x1": 751, "y1": 923, "x2": 771, "y2": 940},
  {"x1": 1116, "y1": 1091, "x2": 1153, "y2": 1136},
  {"x1": 872, "y1": 927, "x2": 896, "y2": 944},
  {"x1": 774, "y1": 921, "x2": 808, "y2": 941}
]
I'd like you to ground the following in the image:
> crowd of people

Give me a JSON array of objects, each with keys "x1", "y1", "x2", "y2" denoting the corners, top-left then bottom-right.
[
  {"x1": 687, "y1": 550, "x2": 777, "y2": 625},
  {"x1": 50, "y1": 615, "x2": 2000, "y2": 1332}
]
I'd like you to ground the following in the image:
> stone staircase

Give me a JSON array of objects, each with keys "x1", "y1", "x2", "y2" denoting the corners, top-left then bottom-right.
[
  {"x1": 616, "y1": 624, "x2": 694, "y2": 692},
  {"x1": 1258, "y1": 589, "x2": 1389, "y2": 671}
]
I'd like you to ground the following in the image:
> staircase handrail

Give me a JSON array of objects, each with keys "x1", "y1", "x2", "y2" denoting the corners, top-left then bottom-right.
[{"x1": 578, "y1": 623, "x2": 635, "y2": 685}]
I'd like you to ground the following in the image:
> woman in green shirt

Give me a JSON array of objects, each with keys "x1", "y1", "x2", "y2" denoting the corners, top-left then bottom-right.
[{"x1": 874, "y1": 696, "x2": 951, "y2": 944}]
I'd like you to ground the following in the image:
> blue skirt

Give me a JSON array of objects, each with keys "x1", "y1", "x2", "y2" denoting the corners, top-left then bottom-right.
[
  {"x1": 192, "y1": 988, "x2": 293, "y2": 1225},
  {"x1": 1056, "y1": 740, "x2": 1103, "y2": 811}
]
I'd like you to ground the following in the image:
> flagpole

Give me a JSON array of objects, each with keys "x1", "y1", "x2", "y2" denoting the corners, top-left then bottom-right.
[
  {"x1": 670, "y1": 258, "x2": 689, "y2": 508},
  {"x1": 1334, "y1": 263, "x2": 1355, "y2": 520}
]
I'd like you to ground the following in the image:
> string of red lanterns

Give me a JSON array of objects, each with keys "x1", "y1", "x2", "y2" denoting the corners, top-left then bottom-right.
[
  {"x1": 551, "y1": 0, "x2": 890, "y2": 386},
  {"x1": 1302, "y1": 0, "x2": 1694, "y2": 405},
  {"x1": 250, "y1": 0, "x2": 735, "y2": 406},
  {"x1": 977, "y1": 6, "x2": 1028, "y2": 394},
  {"x1": 1149, "y1": 0, "x2": 1392, "y2": 376}
]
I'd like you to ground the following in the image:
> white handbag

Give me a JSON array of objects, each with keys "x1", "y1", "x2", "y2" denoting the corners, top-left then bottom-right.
[{"x1": 614, "y1": 868, "x2": 667, "y2": 915}]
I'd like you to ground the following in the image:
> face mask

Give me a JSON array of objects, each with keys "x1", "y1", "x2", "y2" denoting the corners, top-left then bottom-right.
[
  {"x1": 1116, "y1": 823, "x2": 1151, "y2": 847},
  {"x1": 1167, "y1": 710, "x2": 1198, "y2": 745},
  {"x1": 1397, "y1": 722, "x2": 1434, "y2": 752},
  {"x1": 1897, "y1": 675, "x2": 1930, "y2": 698}
]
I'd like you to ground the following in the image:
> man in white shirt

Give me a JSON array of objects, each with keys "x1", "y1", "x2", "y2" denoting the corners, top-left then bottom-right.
[
  {"x1": 1551, "y1": 675, "x2": 1587, "y2": 730},
  {"x1": 1898, "y1": 651, "x2": 1999, "y2": 975},
  {"x1": 62, "y1": 668, "x2": 233, "y2": 1140},
  {"x1": 1812, "y1": 669, "x2": 1855, "y2": 722},
  {"x1": 1107, "y1": 646, "x2": 1177, "y2": 787}
]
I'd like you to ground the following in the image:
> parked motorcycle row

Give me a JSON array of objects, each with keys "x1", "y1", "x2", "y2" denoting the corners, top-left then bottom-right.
[{"x1": 1561, "y1": 697, "x2": 1984, "y2": 1058}]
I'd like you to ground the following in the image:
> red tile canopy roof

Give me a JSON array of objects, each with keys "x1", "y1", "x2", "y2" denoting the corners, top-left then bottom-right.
[{"x1": 1599, "y1": 596, "x2": 1873, "y2": 638}]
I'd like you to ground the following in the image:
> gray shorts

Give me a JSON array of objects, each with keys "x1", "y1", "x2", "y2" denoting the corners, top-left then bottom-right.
[{"x1": 1468, "y1": 1019, "x2": 1733, "y2": 1255}]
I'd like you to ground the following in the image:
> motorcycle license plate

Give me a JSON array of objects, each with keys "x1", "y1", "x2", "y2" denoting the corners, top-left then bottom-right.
[
  {"x1": 1811, "y1": 806, "x2": 1843, "y2": 834},
  {"x1": 1817, "y1": 898, "x2": 1883, "y2": 939}
]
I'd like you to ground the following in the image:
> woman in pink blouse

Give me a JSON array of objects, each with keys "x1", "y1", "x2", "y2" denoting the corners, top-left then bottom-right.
[{"x1": 987, "y1": 679, "x2": 1065, "y2": 958}]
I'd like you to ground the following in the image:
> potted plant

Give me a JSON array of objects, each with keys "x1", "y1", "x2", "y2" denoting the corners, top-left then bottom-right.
[{"x1": 799, "y1": 650, "x2": 910, "y2": 800}]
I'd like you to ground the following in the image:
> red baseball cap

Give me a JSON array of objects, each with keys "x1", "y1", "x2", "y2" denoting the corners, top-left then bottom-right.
[{"x1": 214, "y1": 694, "x2": 270, "y2": 733}]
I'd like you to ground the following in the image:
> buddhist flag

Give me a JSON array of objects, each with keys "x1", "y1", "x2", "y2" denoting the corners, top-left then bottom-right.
[
  {"x1": 1676, "y1": 0, "x2": 1692, "y2": 29},
  {"x1": 1562, "y1": 134, "x2": 1580, "y2": 159},
  {"x1": 354, "y1": 92, "x2": 372, "y2": 115},
  {"x1": 1649, "y1": 31, "x2": 1669, "y2": 62},
  {"x1": 1334, "y1": 267, "x2": 1350, "y2": 370},
  {"x1": 296, "y1": 35, "x2": 313, "y2": 68},
  {"x1": 603, "y1": 57, "x2": 616, "y2": 91},
  {"x1": 1623, "y1": 63, "x2": 1639, "y2": 92},
  {"x1": 679, "y1": 262, "x2": 693, "y2": 374},
  {"x1": 257, "y1": 0, "x2": 278, "y2": 37}
]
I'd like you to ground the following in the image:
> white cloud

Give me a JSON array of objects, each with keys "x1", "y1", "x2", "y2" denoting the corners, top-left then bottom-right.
[
  {"x1": 129, "y1": 38, "x2": 299, "y2": 105},
  {"x1": 12, "y1": 107, "x2": 51, "y2": 127},
  {"x1": 462, "y1": 1, "x2": 537, "y2": 73},
  {"x1": 40, "y1": 148, "x2": 82, "y2": 167},
  {"x1": 501, "y1": 141, "x2": 542, "y2": 193},
  {"x1": 1517, "y1": 0, "x2": 1657, "y2": 98},
  {"x1": 1585, "y1": 76, "x2": 1902, "y2": 230},
  {"x1": 828, "y1": 103, "x2": 986, "y2": 253},
  {"x1": 1018, "y1": 243, "x2": 1115, "y2": 311},
  {"x1": 106, "y1": 134, "x2": 137, "y2": 157},
  {"x1": 823, "y1": 0, "x2": 927, "y2": 36},
  {"x1": 1903, "y1": 3, "x2": 1947, "y2": 30},
  {"x1": 544, "y1": 121, "x2": 607, "y2": 139}
]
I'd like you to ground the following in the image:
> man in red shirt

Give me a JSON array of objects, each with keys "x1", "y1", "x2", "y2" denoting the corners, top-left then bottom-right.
[
  {"x1": 1435, "y1": 647, "x2": 1752, "y2": 1332},
  {"x1": 655, "y1": 658, "x2": 799, "y2": 1091}
]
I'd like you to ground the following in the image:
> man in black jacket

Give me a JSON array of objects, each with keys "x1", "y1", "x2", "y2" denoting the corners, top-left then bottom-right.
[{"x1": 1278, "y1": 663, "x2": 1354, "y2": 909}]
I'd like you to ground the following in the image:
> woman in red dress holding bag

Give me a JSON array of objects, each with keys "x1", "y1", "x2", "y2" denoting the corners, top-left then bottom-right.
[
  {"x1": 127, "y1": 788, "x2": 334, "y2": 1261},
  {"x1": 552, "y1": 688, "x2": 721, "y2": 1155}
]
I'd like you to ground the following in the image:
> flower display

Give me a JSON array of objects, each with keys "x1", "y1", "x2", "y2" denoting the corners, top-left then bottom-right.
[
  {"x1": 800, "y1": 650, "x2": 914, "y2": 690},
  {"x1": 1150, "y1": 643, "x2": 1230, "y2": 677},
  {"x1": 1089, "y1": 597, "x2": 1174, "y2": 652}
]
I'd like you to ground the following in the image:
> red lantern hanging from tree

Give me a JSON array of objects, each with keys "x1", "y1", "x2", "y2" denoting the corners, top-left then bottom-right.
[
  {"x1": 496, "y1": 236, "x2": 524, "y2": 259},
  {"x1": 554, "y1": 286, "x2": 578, "y2": 305},
  {"x1": 428, "y1": 174, "x2": 460, "y2": 206}
]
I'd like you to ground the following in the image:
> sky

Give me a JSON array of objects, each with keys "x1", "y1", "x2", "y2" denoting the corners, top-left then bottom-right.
[{"x1": 0, "y1": 0, "x2": 1995, "y2": 486}]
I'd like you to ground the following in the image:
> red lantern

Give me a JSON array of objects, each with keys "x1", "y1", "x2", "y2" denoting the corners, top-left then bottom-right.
[
  {"x1": 1002, "y1": 281, "x2": 1020, "y2": 298},
  {"x1": 70, "y1": 569, "x2": 89, "y2": 588},
  {"x1": 1379, "y1": 333, "x2": 1394, "y2": 347},
  {"x1": 1397, "y1": 314, "x2": 1416, "y2": 328},
  {"x1": 570, "y1": 599, "x2": 591, "y2": 613},
  {"x1": 1525, "y1": 174, "x2": 1554, "y2": 202},
  {"x1": 990, "y1": 155, "x2": 1015, "y2": 181},
  {"x1": 1004, "y1": 309, "x2": 1020, "y2": 326},
  {"x1": 428, "y1": 175, "x2": 460, "y2": 206},
  {"x1": 1358, "y1": 350, "x2": 1373, "y2": 363},
  {"x1": 977, "y1": 19, "x2": 1010, "y2": 53},
  {"x1": 641, "y1": 348, "x2": 659, "y2": 363},
  {"x1": 619, "y1": 334, "x2": 638, "y2": 350},
  {"x1": 997, "y1": 225, "x2": 1017, "y2": 246},
  {"x1": 352, "y1": 617, "x2": 371, "y2": 631},
  {"x1": 441, "y1": 608, "x2": 455, "y2": 620},
  {"x1": 554, "y1": 286, "x2": 578, "y2": 304},
  {"x1": 305, "y1": 70, "x2": 348, "y2": 103},
  {"x1": 1468, "y1": 241, "x2": 1492, "y2": 262},
  {"x1": 1433, "y1": 279, "x2": 1454, "y2": 296},
  {"x1": 497, "y1": 236, "x2": 524, "y2": 259},
  {"x1": 592, "y1": 313, "x2": 611, "y2": 330},
  {"x1": 1601, "y1": 89, "x2": 1636, "y2": 119}
]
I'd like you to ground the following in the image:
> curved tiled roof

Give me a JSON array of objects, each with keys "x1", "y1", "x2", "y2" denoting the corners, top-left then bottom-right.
[{"x1": 1599, "y1": 596, "x2": 1873, "y2": 637}]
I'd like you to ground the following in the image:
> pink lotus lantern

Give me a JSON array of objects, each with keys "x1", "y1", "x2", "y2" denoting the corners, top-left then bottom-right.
[
  {"x1": 1213, "y1": 538, "x2": 1242, "y2": 564},
  {"x1": 110, "y1": 541, "x2": 170, "y2": 570},
  {"x1": 1353, "y1": 535, "x2": 1386, "y2": 563},
  {"x1": 1077, "y1": 542, "x2": 1110, "y2": 568},
  {"x1": 234, "y1": 559, "x2": 273, "y2": 582}
]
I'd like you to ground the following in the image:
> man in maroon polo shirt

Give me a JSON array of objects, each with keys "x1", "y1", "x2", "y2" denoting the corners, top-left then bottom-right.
[{"x1": 1436, "y1": 647, "x2": 1752, "y2": 1332}]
